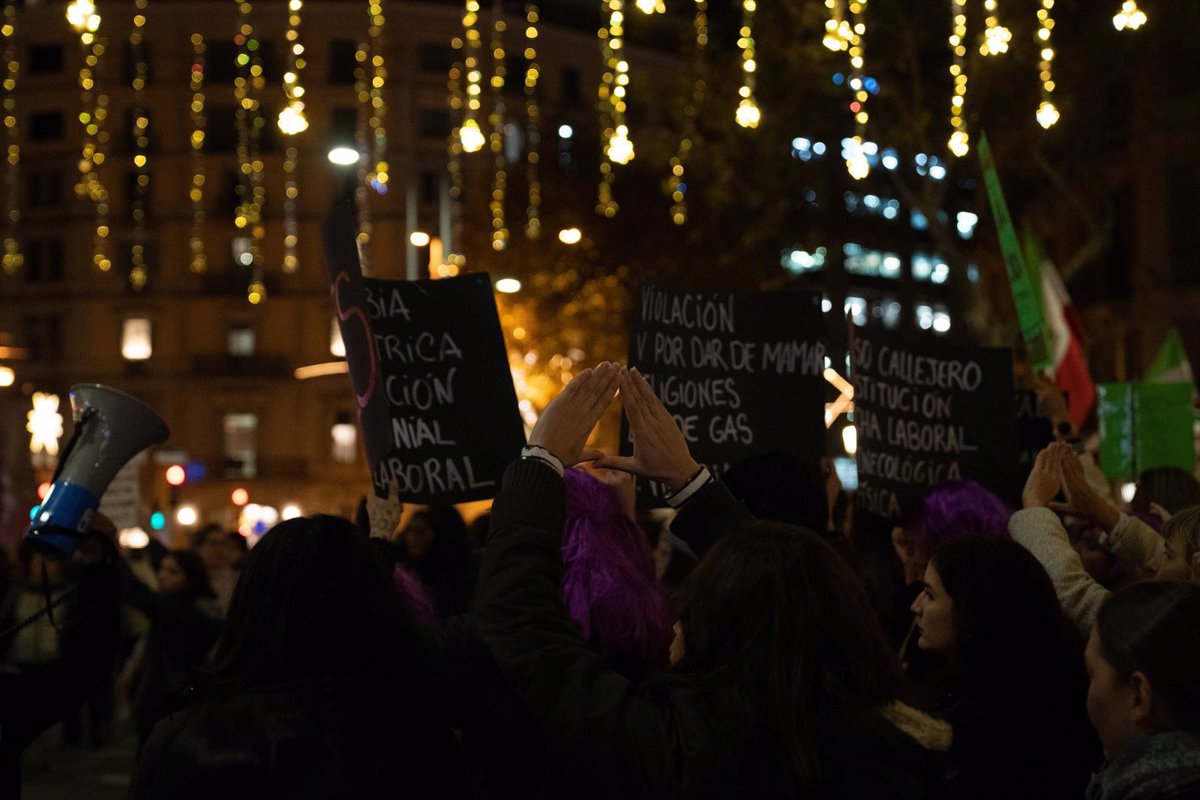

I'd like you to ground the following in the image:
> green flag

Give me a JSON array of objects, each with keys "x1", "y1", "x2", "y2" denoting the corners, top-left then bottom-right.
[
  {"x1": 1145, "y1": 328, "x2": 1194, "y2": 385},
  {"x1": 979, "y1": 133, "x2": 1052, "y2": 371},
  {"x1": 1097, "y1": 381, "x2": 1195, "y2": 480}
]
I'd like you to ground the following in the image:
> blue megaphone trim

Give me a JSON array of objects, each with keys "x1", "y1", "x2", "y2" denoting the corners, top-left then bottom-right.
[{"x1": 25, "y1": 481, "x2": 101, "y2": 560}]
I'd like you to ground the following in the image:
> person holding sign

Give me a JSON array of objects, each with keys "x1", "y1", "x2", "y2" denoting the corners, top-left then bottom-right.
[{"x1": 477, "y1": 363, "x2": 951, "y2": 799}]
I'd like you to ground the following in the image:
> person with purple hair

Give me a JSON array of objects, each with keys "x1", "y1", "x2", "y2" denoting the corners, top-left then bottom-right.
[
  {"x1": 892, "y1": 480, "x2": 1011, "y2": 588},
  {"x1": 477, "y1": 363, "x2": 953, "y2": 799}
]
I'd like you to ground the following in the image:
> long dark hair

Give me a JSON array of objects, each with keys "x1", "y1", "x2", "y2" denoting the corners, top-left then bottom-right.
[
  {"x1": 166, "y1": 549, "x2": 217, "y2": 600},
  {"x1": 1096, "y1": 582, "x2": 1200, "y2": 732},
  {"x1": 208, "y1": 514, "x2": 422, "y2": 691},
  {"x1": 675, "y1": 522, "x2": 901, "y2": 789},
  {"x1": 931, "y1": 535, "x2": 1083, "y2": 692}
]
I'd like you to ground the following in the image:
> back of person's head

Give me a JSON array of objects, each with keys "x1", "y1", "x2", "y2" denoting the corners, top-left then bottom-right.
[
  {"x1": 191, "y1": 523, "x2": 225, "y2": 551},
  {"x1": 167, "y1": 548, "x2": 217, "y2": 599},
  {"x1": 677, "y1": 521, "x2": 900, "y2": 788},
  {"x1": 907, "y1": 480, "x2": 1009, "y2": 554},
  {"x1": 1161, "y1": 506, "x2": 1200, "y2": 579},
  {"x1": 210, "y1": 514, "x2": 419, "y2": 689},
  {"x1": 1133, "y1": 467, "x2": 1200, "y2": 516},
  {"x1": 226, "y1": 531, "x2": 249, "y2": 569},
  {"x1": 931, "y1": 535, "x2": 1080, "y2": 690},
  {"x1": 142, "y1": 694, "x2": 334, "y2": 800},
  {"x1": 721, "y1": 452, "x2": 828, "y2": 534},
  {"x1": 1095, "y1": 582, "x2": 1200, "y2": 734},
  {"x1": 561, "y1": 469, "x2": 674, "y2": 677}
]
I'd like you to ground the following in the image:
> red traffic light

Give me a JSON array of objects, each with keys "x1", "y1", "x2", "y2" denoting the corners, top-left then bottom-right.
[{"x1": 165, "y1": 465, "x2": 187, "y2": 486}]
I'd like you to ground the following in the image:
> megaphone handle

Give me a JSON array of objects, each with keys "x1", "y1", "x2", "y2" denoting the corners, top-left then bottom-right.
[{"x1": 50, "y1": 407, "x2": 96, "y2": 483}]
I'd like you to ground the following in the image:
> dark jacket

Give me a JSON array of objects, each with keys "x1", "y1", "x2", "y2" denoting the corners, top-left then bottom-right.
[
  {"x1": 476, "y1": 459, "x2": 950, "y2": 800},
  {"x1": 132, "y1": 673, "x2": 468, "y2": 800},
  {"x1": 120, "y1": 566, "x2": 221, "y2": 741},
  {"x1": 0, "y1": 559, "x2": 120, "y2": 800}
]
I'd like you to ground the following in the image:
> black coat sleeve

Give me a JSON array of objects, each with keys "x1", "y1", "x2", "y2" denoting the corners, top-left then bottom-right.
[
  {"x1": 668, "y1": 480, "x2": 755, "y2": 561},
  {"x1": 475, "y1": 459, "x2": 680, "y2": 800}
]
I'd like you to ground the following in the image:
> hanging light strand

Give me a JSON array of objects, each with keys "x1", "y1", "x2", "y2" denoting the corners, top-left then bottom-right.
[
  {"x1": 188, "y1": 33, "x2": 206, "y2": 273},
  {"x1": 596, "y1": 0, "x2": 631, "y2": 217},
  {"x1": 2, "y1": 1, "x2": 21, "y2": 274},
  {"x1": 523, "y1": 3, "x2": 541, "y2": 239},
  {"x1": 447, "y1": 41, "x2": 466, "y2": 268},
  {"x1": 634, "y1": 0, "x2": 664, "y2": 13},
  {"x1": 354, "y1": 45, "x2": 372, "y2": 266},
  {"x1": 1035, "y1": 0, "x2": 1059, "y2": 128},
  {"x1": 668, "y1": 0, "x2": 707, "y2": 225},
  {"x1": 460, "y1": 0, "x2": 485, "y2": 152},
  {"x1": 734, "y1": 0, "x2": 759, "y2": 128},
  {"x1": 67, "y1": 0, "x2": 110, "y2": 271},
  {"x1": 278, "y1": 0, "x2": 306, "y2": 273},
  {"x1": 947, "y1": 0, "x2": 969, "y2": 157},
  {"x1": 1112, "y1": 0, "x2": 1147, "y2": 31},
  {"x1": 366, "y1": 0, "x2": 388, "y2": 191},
  {"x1": 844, "y1": 0, "x2": 870, "y2": 179},
  {"x1": 128, "y1": 0, "x2": 149, "y2": 291},
  {"x1": 235, "y1": 0, "x2": 266, "y2": 303},
  {"x1": 979, "y1": 0, "x2": 1012, "y2": 55},
  {"x1": 489, "y1": 2, "x2": 507, "y2": 251},
  {"x1": 823, "y1": 0, "x2": 852, "y2": 51}
]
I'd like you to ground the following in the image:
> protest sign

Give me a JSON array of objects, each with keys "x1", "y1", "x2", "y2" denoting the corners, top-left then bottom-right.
[
  {"x1": 625, "y1": 284, "x2": 827, "y2": 504},
  {"x1": 851, "y1": 329, "x2": 1018, "y2": 519},
  {"x1": 98, "y1": 452, "x2": 146, "y2": 531},
  {"x1": 322, "y1": 204, "x2": 525, "y2": 503}
]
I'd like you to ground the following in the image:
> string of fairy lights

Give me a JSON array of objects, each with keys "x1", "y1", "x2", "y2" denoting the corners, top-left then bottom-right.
[
  {"x1": 0, "y1": 0, "x2": 1149, "y2": 293},
  {"x1": 523, "y1": 3, "x2": 541, "y2": 240},
  {"x1": 278, "y1": 0, "x2": 307, "y2": 274},
  {"x1": 734, "y1": 0, "x2": 759, "y2": 129},
  {"x1": 1035, "y1": 0, "x2": 1059, "y2": 129},
  {"x1": 66, "y1": 0, "x2": 109, "y2": 272},
  {"x1": 488, "y1": 2, "x2": 508, "y2": 251},
  {"x1": 668, "y1": 0, "x2": 707, "y2": 225},
  {"x1": 189, "y1": 34, "x2": 207, "y2": 273},
  {"x1": 127, "y1": 0, "x2": 149, "y2": 291},
  {"x1": 1, "y1": 0, "x2": 20, "y2": 275},
  {"x1": 354, "y1": 45, "x2": 372, "y2": 265},
  {"x1": 234, "y1": 0, "x2": 266, "y2": 304}
]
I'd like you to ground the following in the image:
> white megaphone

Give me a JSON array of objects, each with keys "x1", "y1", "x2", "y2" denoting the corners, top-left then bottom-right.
[{"x1": 26, "y1": 384, "x2": 169, "y2": 559}]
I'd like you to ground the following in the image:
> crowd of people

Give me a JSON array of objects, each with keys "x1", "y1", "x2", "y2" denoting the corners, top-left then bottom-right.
[{"x1": 1, "y1": 361, "x2": 1199, "y2": 799}]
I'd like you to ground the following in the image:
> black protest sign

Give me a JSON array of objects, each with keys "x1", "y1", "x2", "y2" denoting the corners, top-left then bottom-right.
[
  {"x1": 322, "y1": 205, "x2": 525, "y2": 503},
  {"x1": 625, "y1": 284, "x2": 827, "y2": 504},
  {"x1": 851, "y1": 329, "x2": 1017, "y2": 520}
]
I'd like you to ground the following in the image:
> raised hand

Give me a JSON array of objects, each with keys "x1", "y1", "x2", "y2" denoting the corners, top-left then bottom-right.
[
  {"x1": 528, "y1": 362, "x2": 621, "y2": 467},
  {"x1": 1022, "y1": 443, "x2": 1065, "y2": 510},
  {"x1": 593, "y1": 367, "x2": 700, "y2": 492},
  {"x1": 1051, "y1": 443, "x2": 1120, "y2": 531}
]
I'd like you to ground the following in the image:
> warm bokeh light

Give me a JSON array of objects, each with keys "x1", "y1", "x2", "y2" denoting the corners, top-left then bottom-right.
[
  {"x1": 557, "y1": 228, "x2": 582, "y2": 245},
  {"x1": 231, "y1": 488, "x2": 250, "y2": 507},
  {"x1": 175, "y1": 505, "x2": 198, "y2": 526},
  {"x1": 165, "y1": 464, "x2": 187, "y2": 486},
  {"x1": 495, "y1": 278, "x2": 522, "y2": 294}
]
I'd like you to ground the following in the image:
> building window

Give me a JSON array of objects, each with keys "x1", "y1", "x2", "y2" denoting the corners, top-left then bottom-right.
[
  {"x1": 227, "y1": 326, "x2": 256, "y2": 357},
  {"x1": 122, "y1": 318, "x2": 152, "y2": 360},
  {"x1": 223, "y1": 413, "x2": 258, "y2": 478},
  {"x1": 418, "y1": 43, "x2": 456, "y2": 73},
  {"x1": 23, "y1": 316, "x2": 63, "y2": 362},
  {"x1": 204, "y1": 106, "x2": 238, "y2": 152},
  {"x1": 28, "y1": 111, "x2": 64, "y2": 142},
  {"x1": 418, "y1": 109, "x2": 451, "y2": 140},
  {"x1": 329, "y1": 107, "x2": 358, "y2": 147},
  {"x1": 28, "y1": 44, "x2": 64, "y2": 74},
  {"x1": 844, "y1": 243, "x2": 902, "y2": 278},
  {"x1": 916, "y1": 304, "x2": 952, "y2": 334},
  {"x1": 782, "y1": 246, "x2": 826, "y2": 274},
  {"x1": 913, "y1": 253, "x2": 950, "y2": 284},
  {"x1": 331, "y1": 411, "x2": 357, "y2": 463},
  {"x1": 24, "y1": 239, "x2": 64, "y2": 282},
  {"x1": 24, "y1": 170, "x2": 61, "y2": 209},
  {"x1": 330, "y1": 317, "x2": 346, "y2": 357},
  {"x1": 329, "y1": 40, "x2": 359, "y2": 85},
  {"x1": 561, "y1": 67, "x2": 582, "y2": 107}
]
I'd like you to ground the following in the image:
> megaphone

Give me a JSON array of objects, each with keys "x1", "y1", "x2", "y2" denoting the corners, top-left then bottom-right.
[{"x1": 26, "y1": 384, "x2": 169, "y2": 559}]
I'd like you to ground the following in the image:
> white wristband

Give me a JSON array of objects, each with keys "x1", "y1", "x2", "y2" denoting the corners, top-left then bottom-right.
[
  {"x1": 666, "y1": 466, "x2": 713, "y2": 509},
  {"x1": 521, "y1": 445, "x2": 564, "y2": 477}
]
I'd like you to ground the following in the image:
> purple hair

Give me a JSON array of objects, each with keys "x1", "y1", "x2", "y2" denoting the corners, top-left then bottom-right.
[
  {"x1": 908, "y1": 480, "x2": 1011, "y2": 553},
  {"x1": 561, "y1": 469, "x2": 674, "y2": 676}
]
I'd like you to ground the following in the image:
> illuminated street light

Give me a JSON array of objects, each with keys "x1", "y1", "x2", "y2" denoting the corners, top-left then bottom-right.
[
  {"x1": 557, "y1": 228, "x2": 582, "y2": 245},
  {"x1": 495, "y1": 278, "x2": 522, "y2": 294},
  {"x1": 327, "y1": 146, "x2": 360, "y2": 166}
]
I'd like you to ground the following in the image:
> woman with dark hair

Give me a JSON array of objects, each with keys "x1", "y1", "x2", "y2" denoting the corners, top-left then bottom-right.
[
  {"x1": 131, "y1": 514, "x2": 465, "y2": 799},
  {"x1": 190, "y1": 524, "x2": 237, "y2": 613},
  {"x1": 393, "y1": 505, "x2": 472, "y2": 617},
  {"x1": 909, "y1": 534, "x2": 1100, "y2": 798},
  {"x1": 121, "y1": 549, "x2": 222, "y2": 748},
  {"x1": 1085, "y1": 582, "x2": 1200, "y2": 799},
  {"x1": 477, "y1": 364, "x2": 950, "y2": 799},
  {"x1": 1132, "y1": 467, "x2": 1200, "y2": 518}
]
